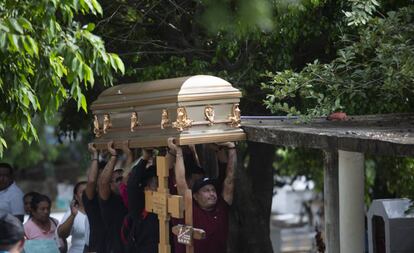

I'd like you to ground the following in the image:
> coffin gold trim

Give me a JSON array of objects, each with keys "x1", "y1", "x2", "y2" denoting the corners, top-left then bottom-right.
[
  {"x1": 130, "y1": 112, "x2": 140, "y2": 132},
  {"x1": 228, "y1": 104, "x2": 241, "y2": 127},
  {"x1": 172, "y1": 107, "x2": 193, "y2": 132},
  {"x1": 103, "y1": 114, "x2": 112, "y2": 134},
  {"x1": 93, "y1": 115, "x2": 102, "y2": 137},
  {"x1": 161, "y1": 109, "x2": 170, "y2": 129},
  {"x1": 91, "y1": 75, "x2": 246, "y2": 148},
  {"x1": 204, "y1": 105, "x2": 215, "y2": 126}
]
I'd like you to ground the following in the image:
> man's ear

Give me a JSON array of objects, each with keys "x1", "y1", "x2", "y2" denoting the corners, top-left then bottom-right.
[{"x1": 193, "y1": 192, "x2": 199, "y2": 202}]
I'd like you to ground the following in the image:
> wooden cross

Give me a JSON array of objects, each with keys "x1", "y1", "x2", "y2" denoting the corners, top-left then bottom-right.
[
  {"x1": 145, "y1": 156, "x2": 184, "y2": 253},
  {"x1": 172, "y1": 189, "x2": 206, "y2": 253}
]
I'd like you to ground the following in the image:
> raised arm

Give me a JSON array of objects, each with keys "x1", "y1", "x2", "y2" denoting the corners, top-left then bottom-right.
[
  {"x1": 218, "y1": 142, "x2": 236, "y2": 205},
  {"x1": 121, "y1": 140, "x2": 135, "y2": 184},
  {"x1": 57, "y1": 200, "x2": 78, "y2": 238},
  {"x1": 98, "y1": 141, "x2": 118, "y2": 201},
  {"x1": 85, "y1": 143, "x2": 99, "y2": 200},
  {"x1": 168, "y1": 138, "x2": 188, "y2": 196}
]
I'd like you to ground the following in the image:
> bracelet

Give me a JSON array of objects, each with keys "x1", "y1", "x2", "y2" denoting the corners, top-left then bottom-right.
[
  {"x1": 168, "y1": 151, "x2": 176, "y2": 157},
  {"x1": 91, "y1": 158, "x2": 98, "y2": 161}
]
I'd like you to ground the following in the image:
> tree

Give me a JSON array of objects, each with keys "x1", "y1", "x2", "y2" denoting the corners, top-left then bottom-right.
[
  {"x1": 80, "y1": 1, "x2": 349, "y2": 252},
  {"x1": 263, "y1": 3, "x2": 414, "y2": 201},
  {"x1": 0, "y1": 0, "x2": 125, "y2": 156}
]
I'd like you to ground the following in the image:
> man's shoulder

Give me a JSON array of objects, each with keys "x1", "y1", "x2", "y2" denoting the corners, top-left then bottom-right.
[{"x1": 4, "y1": 182, "x2": 23, "y2": 197}]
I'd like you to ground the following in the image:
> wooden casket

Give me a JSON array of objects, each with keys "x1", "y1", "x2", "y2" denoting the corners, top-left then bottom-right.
[{"x1": 90, "y1": 75, "x2": 246, "y2": 149}]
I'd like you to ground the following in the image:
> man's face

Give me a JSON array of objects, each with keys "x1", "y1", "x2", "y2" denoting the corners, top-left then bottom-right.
[
  {"x1": 0, "y1": 167, "x2": 12, "y2": 191},
  {"x1": 145, "y1": 177, "x2": 158, "y2": 191},
  {"x1": 194, "y1": 184, "x2": 217, "y2": 211},
  {"x1": 110, "y1": 170, "x2": 123, "y2": 194},
  {"x1": 24, "y1": 195, "x2": 33, "y2": 215}
]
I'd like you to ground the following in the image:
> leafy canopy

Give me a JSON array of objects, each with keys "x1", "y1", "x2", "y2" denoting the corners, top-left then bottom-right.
[
  {"x1": 263, "y1": 4, "x2": 414, "y2": 117},
  {"x1": 0, "y1": 0, "x2": 125, "y2": 156}
]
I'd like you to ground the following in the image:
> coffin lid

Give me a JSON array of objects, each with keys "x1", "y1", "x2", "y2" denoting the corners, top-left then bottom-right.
[
  {"x1": 90, "y1": 75, "x2": 245, "y2": 149},
  {"x1": 91, "y1": 75, "x2": 242, "y2": 111}
]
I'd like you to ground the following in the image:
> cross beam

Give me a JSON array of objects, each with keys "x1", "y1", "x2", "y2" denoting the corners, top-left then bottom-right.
[
  {"x1": 172, "y1": 189, "x2": 206, "y2": 253},
  {"x1": 145, "y1": 156, "x2": 184, "y2": 253}
]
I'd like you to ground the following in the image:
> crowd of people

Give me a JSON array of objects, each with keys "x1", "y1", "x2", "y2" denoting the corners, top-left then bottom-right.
[{"x1": 0, "y1": 137, "x2": 236, "y2": 253}]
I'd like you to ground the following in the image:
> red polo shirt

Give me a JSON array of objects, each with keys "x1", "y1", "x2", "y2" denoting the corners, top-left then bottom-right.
[{"x1": 173, "y1": 197, "x2": 229, "y2": 253}]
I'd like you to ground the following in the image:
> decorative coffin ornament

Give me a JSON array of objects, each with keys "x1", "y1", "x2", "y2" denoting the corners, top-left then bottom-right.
[{"x1": 90, "y1": 75, "x2": 246, "y2": 149}]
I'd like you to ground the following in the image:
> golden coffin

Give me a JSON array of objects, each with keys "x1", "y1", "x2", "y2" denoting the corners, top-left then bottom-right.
[{"x1": 90, "y1": 75, "x2": 246, "y2": 149}]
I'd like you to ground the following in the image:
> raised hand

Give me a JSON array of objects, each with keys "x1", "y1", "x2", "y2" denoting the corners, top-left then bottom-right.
[
  {"x1": 88, "y1": 143, "x2": 98, "y2": 160},
  {"x1": 70, "y1": 200, "x2": 79, "y2": 217},
  {"x1": 107, "y1": 141, "x2": 117, "y2": 157}
]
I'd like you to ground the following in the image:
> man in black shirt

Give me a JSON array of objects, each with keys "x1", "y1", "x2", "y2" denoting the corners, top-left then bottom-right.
[
  {"x1": 82, "y1": 143, "x2": 108, "y2": 253},
  {"x1": 97, "y1": 142, "x2": 128, "y2": 253},
  {"x1": 124, "y1": 150, "x2": 159, "y2": 253}
]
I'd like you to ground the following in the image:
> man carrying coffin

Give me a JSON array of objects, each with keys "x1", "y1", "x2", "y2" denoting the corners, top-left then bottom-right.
[{"x1": 168, "y1": 138, "x2": 236, "y2": 253}]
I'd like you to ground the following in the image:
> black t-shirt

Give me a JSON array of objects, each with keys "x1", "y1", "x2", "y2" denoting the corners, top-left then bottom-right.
[
  {"x1": 82, "y1": 192, "x2": 108, "y2": 253},
  {"x1": 125, "y1": 159, "x2": 159, "y2": 253},
  {"x1": 99, "y1": 192, "x2": 128, "y2": 253}
]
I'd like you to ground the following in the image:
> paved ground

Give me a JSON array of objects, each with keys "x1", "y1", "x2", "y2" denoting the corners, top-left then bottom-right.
[{"x1": 270, "y1": 225, "x2": 315, "y2": 253}]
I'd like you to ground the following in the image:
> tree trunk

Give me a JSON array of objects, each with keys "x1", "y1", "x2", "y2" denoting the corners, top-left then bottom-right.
[{"x1": 228, "y1": 141, "x2": 275, "y2": 253}]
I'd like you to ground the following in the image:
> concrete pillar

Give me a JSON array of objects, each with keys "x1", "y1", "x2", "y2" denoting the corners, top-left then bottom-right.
[
  {"x1": 324, "y1": 150, "x2": 340, "y2": 253},
  {"x1": 339, "y1": 150, "x2": 365, "y2": 253}
]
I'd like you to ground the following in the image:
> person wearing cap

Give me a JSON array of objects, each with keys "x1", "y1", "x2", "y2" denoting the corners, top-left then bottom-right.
[
  {"x1": 97, "y1": 141, "x2": 128, "y2": 253},
  {"x1": 0, "y1": 212, "x2": 25, "y2": 253},
  {"x1": 0, "y1": 163, "x2": 24, "y2": 222},
  {"x1": 168, "y1": 138, "x2": 236, "y2": 253},
  {"x1": 121, "y1": 149, "x2": 158, "y2": 253}
]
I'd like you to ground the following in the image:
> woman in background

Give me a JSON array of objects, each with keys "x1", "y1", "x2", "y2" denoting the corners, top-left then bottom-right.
[
  {"x1": 57, "y1": 181, "x2": 87, "y2": 253},
  {"x1": 24, "y1": 194, "x2": 65, "y2": 252}
]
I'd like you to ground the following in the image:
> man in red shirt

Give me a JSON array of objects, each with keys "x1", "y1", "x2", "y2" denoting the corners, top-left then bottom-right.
[{"x1": 168, "y1": 139, "x2": 236, "y2": 253}]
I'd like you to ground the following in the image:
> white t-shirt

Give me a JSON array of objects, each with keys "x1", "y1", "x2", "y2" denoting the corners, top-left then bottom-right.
[
  {"x1": 0, "y1": 182, "x2": 24, "y2": 215},
  {"x1": 58, "y1": 209, "x2": 87, "y2": 253}
]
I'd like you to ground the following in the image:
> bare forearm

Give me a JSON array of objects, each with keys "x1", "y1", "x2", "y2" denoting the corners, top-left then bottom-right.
[
  {"x1": 174, "y1": 149, "x2": 188, "y2": 196},
  {"x1": 222, "y1": 149, "x2": 236, "y2": 205},
  {"x1": 98, "y1": 156, "x2": 116, "y2": 200},
  {"x1": 125, "y1": 150, "x2": 134, "y2": 168},
  {"x1": 57, "y1": 214, "x2": 75, "y2": 239},
  {"x1": 85, "y1": 159, "x2": 99, "y2": 199}
]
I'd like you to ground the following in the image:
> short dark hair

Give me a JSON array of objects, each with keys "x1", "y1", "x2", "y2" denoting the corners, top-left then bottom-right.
[
  {"x1": 30, "y1": 194, "x2": 51, "y2": 211},
  {"x1": 23, "y1": 191, "x2": 40, "y2": 201},
  {"x1": 0, "y1": 163, "x2": 13, "y2": 176},
  {"x1": 73, "y1": 181, "x2": 87, "y2": 196},
  {"x1": 0, "y1": 212, "x2": 24, "y2": 248}
]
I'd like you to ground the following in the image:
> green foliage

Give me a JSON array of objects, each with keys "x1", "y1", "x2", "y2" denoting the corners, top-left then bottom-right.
[
  {"x1": 0, "y1": 0, "x2": 124, "y2": 157},
  {"x1": 344, "y1": 0, "x2": 380, "y2": 26},
  {"x1": 276, "y1": 148, "x2": 324, "y2": 191},
  {"x1": 1, "y1": 118, "x2": 60, "y2": 169},
  {"x1": 200, "y1": 0, "x2": 274, "y2": 34},
  {"x1": 263, "y1": 5, "x2": 414, "y2": 117}
]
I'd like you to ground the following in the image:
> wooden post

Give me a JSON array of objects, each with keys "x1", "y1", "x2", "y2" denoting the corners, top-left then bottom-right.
[
  {"x1": 324, "y1": 150, "x2": 340, "y2": 253},
  {"x1": 145, "y1": 156, "x2": 184, "y2": 253},
  {"x1": 172, "y1": 189, "x2": 206, "y2": 253}
]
